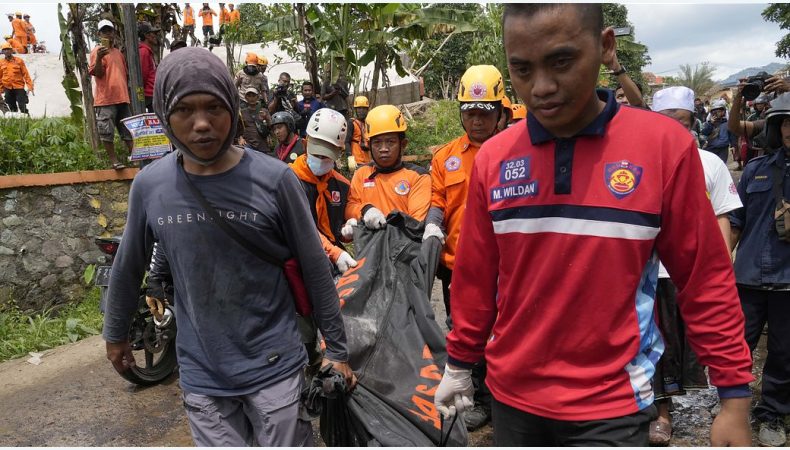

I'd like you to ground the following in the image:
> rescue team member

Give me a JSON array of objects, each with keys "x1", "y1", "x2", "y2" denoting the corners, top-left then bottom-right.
[
  {"x1": 199, "y1": 3, "x2": 216, "y2": 48},
  {"x1": 648, "y1": 86, "x2": 744, "y2": 445},
  {"x1": 11, "y1": 12, "x2": 26, "y2": 51},
  {"x1": 497, "y1": 95, "x2": 513, "y2": 131},
  {"x1": 237, "y1": 86, "x2": 271, "y2": 154},
  {"x1": 290, "y1": 108, "x2": 354, "y2": 381},
  {"x1": 346, "y1": 95, "x2": 371, "y2": 171},
  {"x1": 424, "y1": 64, "x2": 504, "y2": 431},
  {"x1": 343, "y1": 105, "x2": 431, "y2": 234},
  {"x1": 730, "y1": 93, "x2": 790, "y2": 447},
  {"x1": 510, "y1": 103, "x2": 526, "y2": 124},
  {"x1": 271, "y1": 111, "x2": 305, "y2": 164},
  {"x1": 0, "y1": 42, "x2": 33, "y2": 114},
  {"x1": 235, "y1": 52, "x2": 267, "y2": 101},
  {"x1": 434, "y1": 4, "x2": 753, "y2": 447},
  {"x1": 229, "y1": 4, "x2": 241, "y2": 24},
  {"x1": 182, "y1": 3, "x2": 198, "y2": 46},
  {"x1": 104, "y1": 48, "x2": 354, "y2": 446},
  {"x1": 23, "y1": 14, "x2": 36, "y2": 51},
  {"x1": 4, "y1": 35, "x2": 24, "y2": 54}
]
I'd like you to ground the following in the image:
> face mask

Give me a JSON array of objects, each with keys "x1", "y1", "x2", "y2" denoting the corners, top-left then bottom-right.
[
  {"x1": 307, "y1": 154, "x2": 334, "y2": 176},
  {"x1": 243, "y1": 65, "x2": 259, "y2": 76}
]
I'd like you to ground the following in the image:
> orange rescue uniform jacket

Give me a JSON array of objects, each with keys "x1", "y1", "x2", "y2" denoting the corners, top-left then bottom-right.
[
  {"x1": 348, "y1": 118, "x2": 371, "y2": 166},
  {"x1": 6, "y1": 37, "x2": 25, "y2": 54},
  {"x1": 429, "y1": 133, "x2": 479, "y2": 269},
  {"x1": 25, "y1": 22, "x2": 36, "y2": 45},
  {"x1": 346, "y1": 162, "x2": 431, "y2": 222},
  {"x1": 219, "y1": 7, "x2": 229, "y2": 25},
  {"x1": 200, "y1": 8, "x2": 216, "y2": 27},
  {"x1": 229, "y1": 9, "x2": 240, "y2": 23},
  {"x1": 11, "y1": 18, "x2": 27, "y2": 46},
  {"x1": 0, "y1": 55, "x2": 33, "y2": 91},
  {"x1": 184, "y1": 6, "x2": 195, "y2": 26}
]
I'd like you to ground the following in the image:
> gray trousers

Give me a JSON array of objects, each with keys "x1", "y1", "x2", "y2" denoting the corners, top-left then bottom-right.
[{"x1": 183, "y1": 370, "x2": 312, "y2": 446}]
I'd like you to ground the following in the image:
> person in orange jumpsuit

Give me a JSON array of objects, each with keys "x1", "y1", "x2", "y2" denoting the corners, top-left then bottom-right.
[
  {"x1": 345, "y1": 95, "x2": 371, "y2": 170},
  {"x1": 182, "y1": 3, "x2": 198, "y2": 47},
  {"x1": 4, "y1": 35, "x2": 24, "y2": 54},
  {"x1": 342, "y1": 104, "x2": 431, "y2": 236},
  {"x1": 22, "y1": 14, "x2": 36, "y2": 50},
  {"x1": 228, "y1": 4, "x2": 240, "y2": 23},
  {"x1": 11, "y1": 12, "x2": 26, "y2": 50},
  {"x1": 424, "y1": 64, "x2": 505, "y2": 431},
  {"x1": 199, "y1": 3, "x2": 216, "y2": 47},
  {"x1": 0, "y1": 42, "x2": 33, "y2": 113}
]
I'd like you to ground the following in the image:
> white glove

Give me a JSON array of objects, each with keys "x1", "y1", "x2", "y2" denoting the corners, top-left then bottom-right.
[
  {"x1": 336, "y1": 251, "x2": 358, "y2": 273},
  {"x1": 434, "y1": 364, "x2": 474, "y2": 418},
  {"x1": 363, "y1": 207, "x2": 387, "y2": 230},
  {"x1": 341, "y1": 218, "x2": 357, "y2": 240},
  {"x1": 347, "y1": 156, "x2": 357, "y2": 172},
  {"x1": 423, "y1": 223, "x2": 446, "y2": 244}
]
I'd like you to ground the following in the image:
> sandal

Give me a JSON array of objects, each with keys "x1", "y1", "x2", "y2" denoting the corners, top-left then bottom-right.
[
  {"x1": 111, "y1": 162, "x2": 126, "y2": 170},
  {"x1": 648, "y1": 419, "x2": 672, "y2": 446}
]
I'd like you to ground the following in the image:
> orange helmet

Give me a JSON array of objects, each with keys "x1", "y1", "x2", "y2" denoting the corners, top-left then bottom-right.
[{"x1": 510, "y1": 103, "x2": 527, "y2": 120}]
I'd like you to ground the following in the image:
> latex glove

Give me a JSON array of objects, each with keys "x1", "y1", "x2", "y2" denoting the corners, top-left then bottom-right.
[
  {"x1": 341, "y1": 218, "x2": 357, "y2": 240},
  {"x1": 423, "y1": 223, "x2": 446, "y2": 244},
  {"x1": 347, "y1": 155, "x2": 357, "y2": 172},
  {"x1": 434, "y1": 364, "x2": 474, "y2": 418},
  {"x1": 336, "y1": 251, "x2": 358, "y2": 273},
  {"x1": 363, "y1": 207, "x2": 387, "y2": 230}
]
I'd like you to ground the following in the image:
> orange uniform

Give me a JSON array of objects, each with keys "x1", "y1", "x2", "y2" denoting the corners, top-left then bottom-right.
[
  {"x1": 183, "y1": 5, "x2": 195, "y2": 26},
  {"x1": 0, "y1": 55, "x2": 33, "y2": 90},
  {"x1": 346, "y1": 162, "x2": 431, "y2": 222},
  {"x1": 348, "y1": 118, "x2": 371, "y2": 166},
  {"x1": 218, "y1": 7, "x2": 229, "y2": 25},
  {"x1": 25, "y1": 22, "x2": 36, "y2": 46},
  {"x1": 229, "y1": 9, "x2": 240, "y2": 23},
  {"x1": 429, "y1": 133, "x2": 480, "y2": 269},
  {"x1": 200, "y1": 8, "x2": 216, "y2": 26},
  {"x1": 6, "y1": 37, "x2": 25, "y2": 54},
  {"x1": 11, "y1": 18, "x2": 26, "y2": 46}
]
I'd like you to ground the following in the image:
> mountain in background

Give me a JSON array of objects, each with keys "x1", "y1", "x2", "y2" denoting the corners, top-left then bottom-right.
[{"x1": 718, "y1": 62, "x2": 787, "y2": 87}]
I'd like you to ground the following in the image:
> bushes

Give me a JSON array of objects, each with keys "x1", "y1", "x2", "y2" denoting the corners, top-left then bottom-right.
[
  {"x1": 406, "y1": 100, "x2": 464, "y2": 155},
  {"x1": 0, "y1": 117, "x2": 122, "y2": 175}
]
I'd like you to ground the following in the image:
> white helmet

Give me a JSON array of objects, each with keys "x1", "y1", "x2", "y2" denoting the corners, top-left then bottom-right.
[
  {"x1": 306, "y1": 108, "x2": 348, "y2": 148},
  {"x1": 710, "y1": 99, "x2": 727, "y2": 110}
]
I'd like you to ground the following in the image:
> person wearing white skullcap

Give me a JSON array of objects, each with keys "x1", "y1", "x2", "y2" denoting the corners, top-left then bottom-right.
[{"x1": 646, "y1": 85, "x2": 743, "y2": 445}]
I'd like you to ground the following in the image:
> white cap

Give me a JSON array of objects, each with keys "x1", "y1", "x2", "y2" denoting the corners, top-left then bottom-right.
[
  {"x1": 652, "y1": 86, "x2": 694, "y2": 113},
  {"x1": 97, "y1": 19, "x2": 115, "y2": 31}
]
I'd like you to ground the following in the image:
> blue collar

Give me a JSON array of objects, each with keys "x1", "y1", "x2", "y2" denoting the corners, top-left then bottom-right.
[{"x1": 526, "y1": 89, "x2": 620, "y2": 145}]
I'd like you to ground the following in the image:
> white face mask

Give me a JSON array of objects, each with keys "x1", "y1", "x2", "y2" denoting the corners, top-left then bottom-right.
[{"x1": 307, "y1": 154, "x2": 334, "y2": 176}]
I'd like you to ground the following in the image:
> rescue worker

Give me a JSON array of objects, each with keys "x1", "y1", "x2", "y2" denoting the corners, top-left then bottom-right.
[
  {"x1": 182, "y1": 3, "x2": 198, "y2": 47},
  {"x1": 424, "y1": 64, "x2": 505, "y2": 431},
  {"x1": 237, "y1": 86, "x2": 270, "y2": 154},
  {"x1": 256, "y1": 55, "x2": 270, "y2": 102},
  {"x1": 235, "y1": 52, "x2": 267, "y2": 101},
  {"x1": 228, "y1": 4, "x2": 240, "y2": 24},
  {"x1": 22, "y1": 14, "x2": 36, "y2": 52},
  {"x1": 271, "y1": 111, "x2": 305, "y2": 164},
  {"x1": 346, "y1": 95, "x2": 371, "y2": 170},
  {"x1": 510, "y1": 103, "x2": 527, "y2": 124},
  {"x1": 199, "y1": 3, "x2": 216, "y2": 48},
  {"x1": 498, "y1": 96, "x2": 513, "y2": 131},
  {"x1": 4, "y1": 35, "x2": 24, "y2": 54},
  {"x1": 0, "y1": 41, "x2": 33, "y2": 114},
  {"x1": 216, "y1": 3, "x2": 229, "y2": 45},
  {"x1": 342, "y1": 105, "x2": 431, "y2": 235},
  {"x1": 11, "y1": 12, "x2": 26, "y2": 51}
]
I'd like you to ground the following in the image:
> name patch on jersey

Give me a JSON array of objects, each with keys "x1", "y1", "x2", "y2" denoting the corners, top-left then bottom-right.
[
  {"x1": 363, "y1": 178, "x2": 375, "y2": 188},
  {"x1": 330, "y1": 190, "x2": 341, "y2": 204},
  {"x1": 445, "y1": 156, "x2": 461, "y2": 172},
  {"x1": 605, "y1": 160, "x2": 643, "y2": 199},
  {"x1": 499, "y1": 157, "x2": 530, "y2": 184},
  {"x1": 491, "y1": 181, "x2": 538, "y2": 203},
  {"x1": 394, "y1": 180, "x2": 411, "y2": 196}
]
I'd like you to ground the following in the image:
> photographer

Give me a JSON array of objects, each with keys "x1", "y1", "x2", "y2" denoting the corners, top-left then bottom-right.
[
  {"x1": 701, "y1": 99, "x2": 736, "y2": 164},
  {"x1": 267, "y1": 72, "x2": 298, "y2": 116},
  {"x1": 295, "y1": 81, "x2": 324, "y2": 138},
  {"x1": 729, "y1": 75, "x2": 790, "y2": 165}
]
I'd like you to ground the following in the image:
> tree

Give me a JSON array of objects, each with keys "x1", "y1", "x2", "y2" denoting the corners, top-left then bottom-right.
[
  {"x1": 677, "y1": 62, "x2": 717, "y2": 97},
  {"x1": 603, "y1": 4, "x2": 651, "y2": 90},
  {"x1": 763, "y1": 4, "x2": 790, "y2": 58},
  {"x1": 467, "y1": 4, "x2": 511, "y2": 98}
]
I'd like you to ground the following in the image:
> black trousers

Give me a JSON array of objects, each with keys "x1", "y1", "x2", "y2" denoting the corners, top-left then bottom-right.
[
  {"x1": 492, "y1": 399, "x2": 656, "y2": 446},
  {"x1": 738, "y1": 286, "x2": 790, "y2": 422},
  {"x1": 4, "y1": 88, "x2": 28, "y2": 113}
]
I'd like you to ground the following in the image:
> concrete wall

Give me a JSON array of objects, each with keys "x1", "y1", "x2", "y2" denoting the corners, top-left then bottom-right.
[{"x1": 0, "y1": 170, "x2": 137, "y2": 311}]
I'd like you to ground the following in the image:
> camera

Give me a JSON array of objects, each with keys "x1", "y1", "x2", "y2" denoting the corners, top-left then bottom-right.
[
  {"x1": 275, "y1": 84, "x2": 289, "y2": 98},
  {"x1": 742, "y1": 71, "x2": 771, "y2": 101}
]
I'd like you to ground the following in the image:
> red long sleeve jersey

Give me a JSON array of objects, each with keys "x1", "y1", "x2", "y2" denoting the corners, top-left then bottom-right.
[{"x1": 446, "y1": 99, "x2": 753, "y2": 421}]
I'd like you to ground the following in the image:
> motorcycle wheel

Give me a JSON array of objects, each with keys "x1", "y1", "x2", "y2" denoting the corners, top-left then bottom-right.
[{"x1": 121, "y1": 302, "x2": 178, "y2": 386}]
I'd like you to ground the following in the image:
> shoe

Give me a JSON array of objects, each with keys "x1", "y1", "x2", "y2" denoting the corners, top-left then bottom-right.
[
  {"x1": 463, "y1": 404, "x2": 491, "y2": 431},
  {"x1": 649, "y1": 419, "x2": 672, "y2": 446},
  {"x1": 758, "y1": 418, "x2": 786, "y2": 447}
]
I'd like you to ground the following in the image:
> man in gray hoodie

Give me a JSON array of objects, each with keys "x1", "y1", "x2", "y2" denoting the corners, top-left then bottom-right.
[{"x1": 103, "y1": 47, "x2": 354, "y2": 447}]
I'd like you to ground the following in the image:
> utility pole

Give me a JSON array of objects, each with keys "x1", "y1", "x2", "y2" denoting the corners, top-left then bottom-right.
[{"x1": 121, "y1": 4, "x2": 146, "y2": 115}]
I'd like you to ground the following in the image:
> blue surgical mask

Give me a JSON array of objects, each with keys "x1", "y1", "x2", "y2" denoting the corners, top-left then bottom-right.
[{"x1": 307, "y1": 154, "x2": 335, "y2": 176}]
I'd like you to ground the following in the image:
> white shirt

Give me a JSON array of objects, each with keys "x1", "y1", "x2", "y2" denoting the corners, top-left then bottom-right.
[{"x1": 658, "y1": 149, "x2": 742, "y2": 278}]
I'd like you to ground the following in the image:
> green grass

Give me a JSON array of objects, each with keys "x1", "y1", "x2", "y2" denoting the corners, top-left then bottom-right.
[
  {"x1": 406, "y1": 100, "x2": 465, "y2": 156},
  {"x1": 0, "y1": 288, "x2": 104, "y2": 362}
]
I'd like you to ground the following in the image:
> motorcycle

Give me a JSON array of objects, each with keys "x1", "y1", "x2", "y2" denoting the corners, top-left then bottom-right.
[{"x1": 94, "y1": 237, "x2": 178, "y2": 386}]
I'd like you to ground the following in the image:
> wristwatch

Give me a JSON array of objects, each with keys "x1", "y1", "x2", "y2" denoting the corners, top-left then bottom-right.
[{"x1": 612, "y1": 66, "x2": 627, "y2": 76}]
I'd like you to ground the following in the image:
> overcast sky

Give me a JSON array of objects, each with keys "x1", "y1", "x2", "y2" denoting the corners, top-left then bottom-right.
[{"x1": 2, "y1": 2, "x2": 787, "y2": 82}]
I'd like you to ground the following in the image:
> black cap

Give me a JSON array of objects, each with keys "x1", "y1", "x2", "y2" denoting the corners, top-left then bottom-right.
[
  {"x1": 170, "y1": 40, "x2": 187, "y2": 51},
  {"x1": 137, "y1": 21, "x2": 161, "y2": 36}
]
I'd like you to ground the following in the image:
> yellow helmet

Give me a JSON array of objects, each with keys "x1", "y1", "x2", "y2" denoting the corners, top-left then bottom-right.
[
  {"x1": 1, "y1": 42, "x2": 11, "y2": 50},
  {"x1": 14, "y1": 11, "x2": 21, "y2": 16},
  {"x1": 257, "y1": 55, "x2": 268, "y2": 66},
  {"x1": 365, "y1": 105, "x2": 407, "y2": 138},
  {"x1": 458, "y1": 65, "x2": 505, "y2": 106},
  {"x1": 353, "y1": 96, "x2": 369, "y2": 108},
  {"x1": 511, "y1": 103, "x2": 527, "y2": 120}
]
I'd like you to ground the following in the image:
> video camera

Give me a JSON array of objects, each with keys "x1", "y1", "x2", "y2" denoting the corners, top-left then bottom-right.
[
  {"x1": 275, "y1": 84, "x2": 291, "y2": 98},
  {"x1": 742, "y1": 71, "x2": 771, "y2": 101}
]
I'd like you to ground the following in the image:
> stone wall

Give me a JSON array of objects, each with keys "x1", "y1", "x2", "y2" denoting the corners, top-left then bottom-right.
[{"x1": 0, "y1": 170, "x2": 136, "y2": 311}]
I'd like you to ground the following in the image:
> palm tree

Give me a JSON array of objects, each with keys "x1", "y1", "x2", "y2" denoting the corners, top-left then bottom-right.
[{"x1": 677, "y1": 62, "x2": 717, "y2": 97}]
